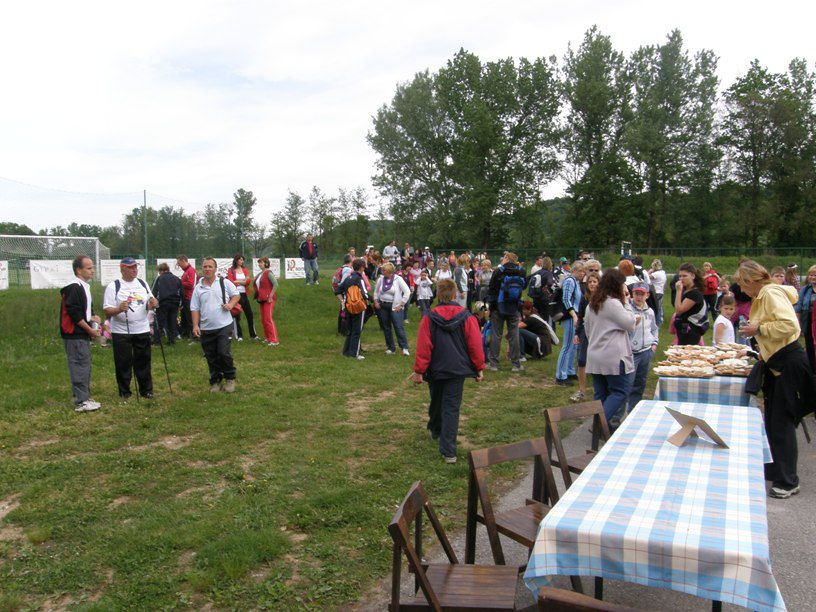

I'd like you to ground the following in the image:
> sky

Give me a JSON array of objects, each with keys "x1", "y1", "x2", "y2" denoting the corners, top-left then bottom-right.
[{"x1": 0, "y1": 0, "x2": 813, "y2": 233}]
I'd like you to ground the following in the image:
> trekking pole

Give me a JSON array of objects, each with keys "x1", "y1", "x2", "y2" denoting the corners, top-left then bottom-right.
[
  {"x1": 156, "y1": 318, "x2": 173, "y2": 395},
  {"x1": 124, "y1": 307, "x2": 139, "y2": 404}
]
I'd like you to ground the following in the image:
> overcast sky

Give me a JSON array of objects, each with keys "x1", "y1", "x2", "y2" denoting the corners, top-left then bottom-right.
[{"x1": 0, "y1": 0, "x2": 813, "y2": 232}]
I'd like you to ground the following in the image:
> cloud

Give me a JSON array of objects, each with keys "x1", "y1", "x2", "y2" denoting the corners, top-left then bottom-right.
[{"x1": 0, "y1": 0, "x2": 812, "y2": 230}]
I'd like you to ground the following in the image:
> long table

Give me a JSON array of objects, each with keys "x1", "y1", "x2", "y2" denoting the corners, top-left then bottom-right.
[
  {"x1": 524, "y1": 400, "x2": 785, "y2": 611},
  {"x1": 654, "y1": 375, "x2": 759, "y2": 408}
]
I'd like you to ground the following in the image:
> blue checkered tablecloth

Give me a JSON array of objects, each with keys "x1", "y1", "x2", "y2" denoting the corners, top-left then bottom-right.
[
  {"x1": 654, "y1": 375, "x2": 760, "y2": 407},
  {"x1": 524, "y1": 400, "x2": 784, "y2": 611}
]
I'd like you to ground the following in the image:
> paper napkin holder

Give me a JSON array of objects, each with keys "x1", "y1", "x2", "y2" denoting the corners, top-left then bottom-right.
[{"x1": 665, "y1": 406, "x2": 728, "y2": 449}]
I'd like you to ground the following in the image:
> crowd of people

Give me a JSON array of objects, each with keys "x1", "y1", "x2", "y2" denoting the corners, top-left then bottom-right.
[{"x1": 59, "y1": 242, "x2": 814, "y2": 496}]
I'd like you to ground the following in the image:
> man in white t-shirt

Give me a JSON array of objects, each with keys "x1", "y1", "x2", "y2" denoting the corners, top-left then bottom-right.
[
  {"x1": 103, "y1": 257, "x2": 158, "y2": 400},
  {"x1": 191, "y1": 257, "x2": 241, "y2": 393},
  {"x1": 383, "y1": 240, "x2": 399, "y2": 263}
]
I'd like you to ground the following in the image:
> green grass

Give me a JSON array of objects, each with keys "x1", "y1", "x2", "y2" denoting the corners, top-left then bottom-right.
[{"x1": 0, "y1": 279, "x2": 677, "y2": 609}]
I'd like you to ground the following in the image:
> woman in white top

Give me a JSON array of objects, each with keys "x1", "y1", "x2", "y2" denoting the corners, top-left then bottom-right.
[
  {"x1": 435, "y1": 261, "x2": 453, "y2": 283},
  {"x1": 373, "y1": 262, "x2": 411, "y2": 355},
  {"x1": 649, "y1": 259, "x2": 667, "y2": 325}
]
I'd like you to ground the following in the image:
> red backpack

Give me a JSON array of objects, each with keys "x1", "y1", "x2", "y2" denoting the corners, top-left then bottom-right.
[{"x1": 705, "y1": 274, "x2": 719, "y2": 293}]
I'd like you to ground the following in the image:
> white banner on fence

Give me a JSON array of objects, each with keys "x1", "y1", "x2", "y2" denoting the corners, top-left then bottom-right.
[
  {"x1": 156, "y1": 258, "x2": 196, "y2": 278},
  {"x1": 284, "y1": 258, "x2": 305, "y2": 279},
  {"x1": 100, "y1": 259, "x2": 146, "y2": 286},
  {"x1": 213, "y1": 258, "x2": 234, "y2": 279},
  {"x1": 30, "y1": 260, "x2": 75, "y2": 289},
  {"x1": 251, "y1": 258, "x2": 281, "y2": 279},
  {"x1": 0, "y1": 261, "x2": 8, "y2": 290}
]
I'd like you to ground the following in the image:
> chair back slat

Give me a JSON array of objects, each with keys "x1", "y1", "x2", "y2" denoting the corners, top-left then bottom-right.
[
  {"x1": 546, "y1": 400, "x2": 605, "y2": 424},
  {"x1": 469, "y1": 437, "x2": 549, "y2": 470}
]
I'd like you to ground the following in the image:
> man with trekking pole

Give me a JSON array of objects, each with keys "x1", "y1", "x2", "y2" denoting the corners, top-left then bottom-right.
[{"x1": 103, "y1": 257, "x2": 158, "y2": 401}]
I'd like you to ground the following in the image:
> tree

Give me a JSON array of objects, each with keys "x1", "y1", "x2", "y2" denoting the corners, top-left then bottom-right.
[
  {"x1": 271, "y1": 190, "x2": 304, "y2": 254},
  {"x1": 232, "y1": 188, "x2": 257, "y2": 254},
  {"x1": 306, "y1": 186, "x2": 337, "y2": 251},
  {"x1": 0, "y1": 221, "x2": 35, "y2": 235},
  {"x1": 369, "y1": 49, "x2": 562, "y2": 247}
]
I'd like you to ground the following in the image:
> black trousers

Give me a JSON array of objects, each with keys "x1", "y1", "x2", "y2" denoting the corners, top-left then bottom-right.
[
  {"x1": 704, "y1": 294, "x2": 718, "y2": 321},
  {"x1": 342, "y1": 310, "x2": 364, "y2": 357},
  {"x1": 112, "y1": 332, "x2": 153, "y2": 397},
  {"x1": 763, "y1": 373, "x2": 800, "y2": 490},
  {"x1": 200, "y1": 324, "x2": 236, "y2": 384},
  {"x1": 427, "y1": 377, "x2": 466, "y2": 458},
  {"x1": 180, "y1": 297, "x2": 193, "y2": 338},
  {"x1": 155, "y1": 302, "x2": 179, "y2": 344},
  {"x1": 804, "y1": 310, "x2": 815, "y2": 374},
  {"x1": 233, "y1": 293, "x2": 257, "y2": 338}
]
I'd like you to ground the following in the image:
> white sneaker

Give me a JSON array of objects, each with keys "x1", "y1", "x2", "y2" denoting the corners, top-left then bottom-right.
[
  {"x1": 519, "y1": 356, "x2": 527, "y2": 362},
  {"x1": 237, "y1": 337, "x2": 244, "y2": 342},
  {"x1": 402, "y1": 349, "x2": 410, "y2": 356},
  {"x1": 75, "y1": 400, "x2": 100, "y2": 413},
  {"x1": 356, "y1": 355, "x2": 366, "y2": 360},
  {"x1": 314, "y1": 280, "x2": 319, "y2": 285},
  {"x1": 443, "y1": 455, "x2": 457, "y2": 464},
  {"x1": 385, "y1": 349, "x2": 395, "y2": 355}
]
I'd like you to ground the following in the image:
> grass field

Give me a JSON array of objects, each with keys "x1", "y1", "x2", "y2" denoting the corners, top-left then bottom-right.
[{"x1": 0, "y1": 277, "x2": 678, "y2": 610}]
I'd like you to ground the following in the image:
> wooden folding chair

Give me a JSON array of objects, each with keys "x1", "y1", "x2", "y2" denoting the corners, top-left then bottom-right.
[
  {"x1": 543, "y1": 401, "x2": 610, "y2": 495},
  {"x1": 464, "y1": 438, "x2": 558, "y2": 569},
  {"x1": 388, "y1": 480, "x2": 519, "y2": 611},
  {"x1": 536, "y1": 587, "x2": 639, "y2": 611}
]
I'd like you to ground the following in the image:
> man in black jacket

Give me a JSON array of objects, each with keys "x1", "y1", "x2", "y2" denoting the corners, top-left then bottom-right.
[
  {"x1": 333, "y1": 258, "x2": 369, "y2": 359},
  {"x1": 299, "y1": 234, "x2": 319, "y2": 285},
  {"x1": 60, "y1": 255, "x2": 102, "y2": 412},
  {"x1": 151, "y1": 262, "x2": 182, "y2": 345},
  {"x1": 486, "y1": 252, "x2": 526, "y2": 372}
]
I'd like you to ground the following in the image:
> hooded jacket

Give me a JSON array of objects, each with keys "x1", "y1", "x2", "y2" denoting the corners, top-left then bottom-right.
[
  {"x1": 414, "y1": 303, "x2": 484, "y2": 380},
  {"x1": 749, "y1": 283, "x2": 800, "y2": 362},
  {"x1": 627, "y1": 301, "x2": 659, "y2": 353},
  {"x1": 59, "y1": 280, "x2": 93, "y2": 339}
]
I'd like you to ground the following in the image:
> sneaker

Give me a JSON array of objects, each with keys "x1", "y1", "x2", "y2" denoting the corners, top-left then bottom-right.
[
  {"x1": 769, "y1": 485, "x2": 800, "y2": 499},
  {"x1": 443, "y1": 455, "x2": 457, "y2": 464},
  {"x1": 385, "y1": 349, "x2": 395, "y2": 355},
  {"x1": 141, "y1": 392, "x2": 155, "y2": 400},
  {"x1": 210, "y1": 383, "x2": 221, "y2": 393},
  {"x1": 555, "y1": 378, "x2": 574, "y2": 386},
  {"x1": 519, "y1": 356, "x2": 527, "y2": 363},
  {"x1": 511, "y1": 364, "x2": 525, "y2": 373},
  {"x1": 74, "y1": 400, "x2": 100, "y2": 413},
  {"x1": 568, "y1": 374, "x2": 579, "y2": 380},
  {"x1": 224, "y1": 379, "x2": 236, "y2": 393},
  {"x1": 570, "y1": 390, "x2": 585, "y2": 402},
  {"x1": 402, "y1": 348, "x2": 410, "y2": 356},
  {"x1": 119, "y1": 393, "x2": 132, "y2": 402},
  {"x1": 314, "y1": 280, "x2": 319, "y2": 285},
  {"x1": 486, "y1": 364, "x2": 499, "y2": 371},
  {"x1": 237, "y1": 337, "x2": 244, "y2": 342},
  {"x1": 404, "y1": 320, "x2": 410, "y2": 325},
  {"x1": 254, "y1": 336, "x2": 264, "y2": 342},
  {"x1": 267, "y1": 341, "x2": 280, "y2": 346},
  {"x1": 356, "y1": 355, "x2": 366, "y2": 360}
]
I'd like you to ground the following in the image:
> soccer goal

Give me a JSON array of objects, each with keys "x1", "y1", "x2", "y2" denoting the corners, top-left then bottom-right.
[{"x1": 0, "y1": 234, "x2": 110, "y2": 288}]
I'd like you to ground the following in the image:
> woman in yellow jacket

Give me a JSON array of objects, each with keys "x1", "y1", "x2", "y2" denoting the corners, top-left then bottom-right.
[{"x1": 736, "y1": 260, "x2": 815, "y2": 499}]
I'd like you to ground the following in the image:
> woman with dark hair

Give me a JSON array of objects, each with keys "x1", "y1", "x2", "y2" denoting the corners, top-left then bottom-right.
[
  {"x1": 584, "y1": 268, "x2": 637, "y2": 428},
  {"x1": 226, "y1": 254, "x2": 257, "y2": 341},
  {"x1": 254, "y1": 257, "x2": 279, "y2": 346},
  {"x1": 673, "y1": 263, "x2": 708, "y2": 345},
  {"x1": 737, "y1": 260, "x2": 814, "y2": 498},
  {"x1": 571, "y1": 270, "x2": 600, "y2": 402}
]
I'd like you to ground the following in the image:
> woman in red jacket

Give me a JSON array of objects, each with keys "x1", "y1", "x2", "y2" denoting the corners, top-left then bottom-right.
[
  {"x1": 254, "y1": 257, "x2": 279, "y2": 346},
  {"x1": 411, "y1": 279, "x2": 484, "y2": 463},
  {"x1": 226, "y1": 254, "x2": 257, "y2": 341}
]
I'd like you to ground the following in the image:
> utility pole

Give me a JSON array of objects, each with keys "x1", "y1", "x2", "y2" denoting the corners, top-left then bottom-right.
[{"x1": 143, "y1": 190, "x2": 148, "y2": 264}]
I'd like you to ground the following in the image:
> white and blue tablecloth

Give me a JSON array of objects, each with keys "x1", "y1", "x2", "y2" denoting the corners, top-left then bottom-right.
[
  {"x1": 524, "y1": 400, "x2": 784, "y2": 611},
  {"x1": 654, "y1": 375, "x2": 760, "y2": 407}
]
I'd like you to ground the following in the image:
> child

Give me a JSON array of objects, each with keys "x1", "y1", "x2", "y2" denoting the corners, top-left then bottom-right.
[
  {"x1": 626, "y1": 282, "x2": 659, "y2": 413},
  {"x1": 416, "y1": 270, "x2": 434, "y2": 317},
  {"x1": 714, "y1": 295, "x2": 736, "y2": 345},
  {"x1": 411, "y1": 279, "x2": 485, "y2": 464}
]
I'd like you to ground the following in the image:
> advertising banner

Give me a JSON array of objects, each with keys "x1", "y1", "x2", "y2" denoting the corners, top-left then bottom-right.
[
  {"x1": 156, "y1": 258, "x2": 196, "y2": 278},
  {"x1": 100, "y1": 259, "x2": 146, "y2": 286},
  {"x1": 30, "y1": 260, "x2": 74, "y2": 289},
  {"x1": 284, "y1": 257, "x2": 305, "y2": 279},
  {"x1": 0, "y1": 261, "x2": 8, "y2": 290}
]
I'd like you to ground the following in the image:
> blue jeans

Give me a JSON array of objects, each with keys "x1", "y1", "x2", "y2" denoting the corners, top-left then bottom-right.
[
  {"x1": 654, "y1": 293, "x2": 664, "y2": 325},
  {"x1": 593, "y1": 360, "x2": 634, "y2": 428},
  {"x1": 427, "y1": 377, "x2": 465, "y2": 458},
  {"x1": 303, "y1": 258, "x2": 318, "y2": 284},
  {"x1": 418, "y1": 299, "x2": 432, "y2": 318},
  {"x1": 378, "y1": 302, "x2": 409, "y2": 351},
  {"x1": 627, "y1": 350, "x2": 653, "y2": 412},
  {"x1": 518, "y1": 328, "x2": 541, "y2": 357},
  {"x1": 556, "y1": 318, "x2": 577, "y2": 381}
]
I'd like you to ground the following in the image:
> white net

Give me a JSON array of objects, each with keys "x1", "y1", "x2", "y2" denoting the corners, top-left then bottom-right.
[{"x1": 0, "y1": 235, "x2": 110, "y2": 287}]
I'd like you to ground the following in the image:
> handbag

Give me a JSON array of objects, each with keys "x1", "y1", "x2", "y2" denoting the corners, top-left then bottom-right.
[{"x1": 219, "y1": 277, "x2": 243, "y2": 316}]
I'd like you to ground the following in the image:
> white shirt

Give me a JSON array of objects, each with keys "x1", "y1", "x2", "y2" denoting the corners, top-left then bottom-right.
[
  {"x1": 714, "y1": 314, "x2": 736, "y2": 345},
  {"x1": 191, "y1": 277, "x2": 239, "y2": 331},
  {"x1": 435, "y1": 269, "x2": 452, "y2": 282},
  {"x1": 234, "y1": 269, "x2": 247, "y2": 294},
  {"x1": 417, "y1": 279, "x2": 434, "y2": 300},
  {"x1": 103, "y1": 278, "x2": 154, "y2": 334},
  {"x1": 530, "y1": 264, "x2": 542, "y2": 275},
  {"x1": 374, "y1": 274, "x2": 410, "y2": 306},
  {"x1": 383, "y1": 245, "x2": 399, "y2": 261},
  {"x1": 73, "y1": 277, "x2": 92, "y2": 322},
  {"x1": 650, "y1": 270, "x2": 667, "y2": 294}
]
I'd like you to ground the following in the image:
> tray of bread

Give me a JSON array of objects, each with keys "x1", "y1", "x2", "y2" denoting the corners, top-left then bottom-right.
[{"x1": 654, "y1": 343, "x2": 755, "y2": 378}]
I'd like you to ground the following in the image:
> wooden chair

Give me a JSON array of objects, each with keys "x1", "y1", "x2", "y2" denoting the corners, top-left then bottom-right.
[
  {"x1": 536, "y1": 587, "x2": 639, "y2": 611},
  {"x1": 388, "y1": 480, "x2": 520, "y2": 611},
  {"x1": 543, "y1": 401, "x2": 610, "y2": 495}
]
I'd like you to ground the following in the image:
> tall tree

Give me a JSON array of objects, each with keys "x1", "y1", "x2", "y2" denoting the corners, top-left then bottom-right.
[
  {"x1": 232, "y1": 188, "x2": 257, "y2": 254},
  {"x1": 271, "y1": 190, "x2": 304, "y2": 254},
  {"x1": 306, "y1": 186, "x2": 337, "y2": 251}
]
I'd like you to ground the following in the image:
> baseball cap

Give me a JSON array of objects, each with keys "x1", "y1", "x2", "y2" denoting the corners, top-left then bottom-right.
[
  {"x1": 559, "y1": 257, "x2": 568, "y2": 263},
  {"x1": 632, "y1": 282, "x2": 649, "y2": 293},
  {"x1": 120, "y1": 257, "x2": 138, "y2": 266}
]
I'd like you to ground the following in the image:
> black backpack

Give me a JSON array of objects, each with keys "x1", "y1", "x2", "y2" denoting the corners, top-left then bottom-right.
[{"x1": 114, "y1": 278, "x2": 150, "y2": 310}]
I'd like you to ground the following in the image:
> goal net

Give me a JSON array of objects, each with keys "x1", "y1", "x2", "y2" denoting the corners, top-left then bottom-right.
[{"x1": 0, "y1": 235, "x2": 110, "y2": 287}]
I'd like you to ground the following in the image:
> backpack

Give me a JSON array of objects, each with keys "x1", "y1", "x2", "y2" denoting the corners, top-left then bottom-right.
[
  {"x1": 115, "y1": 278, "x2": 150, "y2": 311},
  {"x1": 345, "y1": 283, "x2": 367, "y2": 315},
  {"x1": 548, "y1": 276, "x2": 573, "y2": 322},
  {"x1": 331, "y1": 266, "x2": 345, "y2": 291},
  {"x1": 705, "y1": 274, "x2": 719, "y2": 293},
  {"x1": 497, "y1": 266, "x2": 525, "y2": 315},
  {"x1": 528, "y1": 270, "x2": 545, "y2": 299}
]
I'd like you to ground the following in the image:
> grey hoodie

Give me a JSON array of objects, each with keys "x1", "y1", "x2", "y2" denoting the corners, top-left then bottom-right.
[{"x1": 628, "y1": 301, "x2": 659, "y2": 353}]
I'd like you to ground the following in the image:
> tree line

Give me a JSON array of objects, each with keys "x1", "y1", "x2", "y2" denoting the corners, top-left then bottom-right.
[{"x1": 369, "y1": 27, "x2": 816, "y2": 249}]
